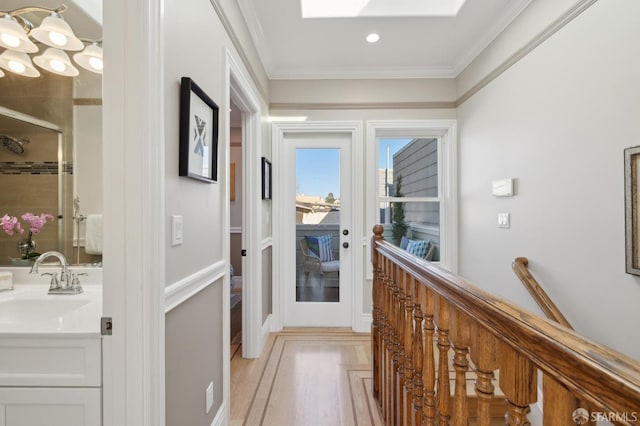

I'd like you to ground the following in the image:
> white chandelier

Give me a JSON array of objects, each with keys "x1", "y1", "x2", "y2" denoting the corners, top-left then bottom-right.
[{"x1": 0, "y1": 4, "x2": 102, "y2": 78}]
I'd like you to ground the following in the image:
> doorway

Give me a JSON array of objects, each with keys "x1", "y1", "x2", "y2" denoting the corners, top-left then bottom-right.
[{"x1": 279, "y1": 131, "x2": 355, "y2": 327}]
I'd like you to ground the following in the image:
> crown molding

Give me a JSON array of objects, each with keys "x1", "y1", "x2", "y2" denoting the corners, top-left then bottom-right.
[
  {"x1": 270, "y1": 101, "x2": 456, "y2": 111},
  {"x1": 456, "y1": 0, "x2": 599, "y2": 107},
  {"x1": 452, "y1": 0, "x2": 534, "y2": 76},
  {"x1": 208, "y1": 0, "x2": 268, "y2": 101},
  {"x1": 269, "y1": 66, "x2": 457, "y2": 80}
]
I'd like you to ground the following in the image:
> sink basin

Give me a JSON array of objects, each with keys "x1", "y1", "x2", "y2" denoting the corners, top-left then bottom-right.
[
  {"x1": 0, "y1": 285, "x2": 101, "y2": 335},
  {"x1": 0, "y1": 298, "x2": 91, "y2": 324}
]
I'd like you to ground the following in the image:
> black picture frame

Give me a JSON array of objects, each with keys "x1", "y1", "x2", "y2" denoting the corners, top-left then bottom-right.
[
  {"x1": 262, "y1": 157, "x2": 272, "y2": 200},
  {"x1": 179, "y1": 77, "x2": 219, "y2": 183}
]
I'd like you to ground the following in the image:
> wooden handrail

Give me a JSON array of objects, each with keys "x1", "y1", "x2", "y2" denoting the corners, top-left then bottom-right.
[
  {"x1": 512, "y1": 257, "x2": 573, "y2": 329},
  {"x1": 371, "y1": 226, "x2": 640, "y2": 425}
]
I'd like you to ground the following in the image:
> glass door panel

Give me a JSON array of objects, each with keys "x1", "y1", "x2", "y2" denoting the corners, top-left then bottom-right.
[{"x1": 295, "y1": 148, "x2": 341, "y2": 303}]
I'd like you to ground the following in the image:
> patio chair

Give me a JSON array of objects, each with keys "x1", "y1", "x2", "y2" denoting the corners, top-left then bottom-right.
[{"x1": 299, "y1": 237, "x2": 340, "y2": 285}]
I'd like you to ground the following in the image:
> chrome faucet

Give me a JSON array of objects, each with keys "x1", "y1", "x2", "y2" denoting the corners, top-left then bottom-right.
[{"x1": 30, "y1": 251, "x2": 83, "y2": 294}]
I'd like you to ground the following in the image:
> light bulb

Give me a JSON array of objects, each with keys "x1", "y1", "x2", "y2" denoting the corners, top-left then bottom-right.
[
  {"x1": 1, "y1": 33, "x2": 20, "y2": 48},
  {"x1": 49, "y1": 31, "x2": 67, "y2": 47},
  {"x1": 366, "y1": 33, "x2": 380, "y2": 43},
  {"x1": 8, "y1": 60, "x2": 25, "y2": 73},
  {"x1": 88, "y1": 56, "x2": 103, "y2": 71},
  {"x1": 50, "y1": 59, "x2": 66, "y2": 72}
]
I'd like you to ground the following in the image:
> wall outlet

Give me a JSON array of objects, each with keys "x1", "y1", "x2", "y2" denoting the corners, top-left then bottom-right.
[
  {"x1": 171, "y1": 215, "x2": 183, "y2": 246},
  {"x1": 205, "y1": 381, "x2": 214, "y2": 414}
]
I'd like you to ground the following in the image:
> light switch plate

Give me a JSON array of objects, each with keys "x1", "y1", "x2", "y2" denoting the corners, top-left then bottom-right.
[
  {"x1": 171, "y1": 215, "x2": 183, "y2": 246},
  {"x1": 498, "y1": 213, "x2": 510, "y2": 228}
]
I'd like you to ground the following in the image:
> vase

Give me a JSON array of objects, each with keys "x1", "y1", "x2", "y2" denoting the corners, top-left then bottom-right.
[{"x1": 17, "y1": 233, "x2": 36, "y2": 259}]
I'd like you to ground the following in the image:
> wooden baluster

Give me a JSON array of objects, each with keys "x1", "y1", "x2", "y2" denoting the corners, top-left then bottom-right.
[
  {"x1": 543, "y1": 375, "x2": 580, "y2": 426},
  {"x1": 403, "y1": 274, "x2": 414, "y2": 426},
  {"x1": 469, "y1": 323, "x2": 499, "y2": 426},
  {"x1": 396, "y1": 268, "x2": 407, "y2": 426},
  {"x1": 388, "y1": 261, "x2": 398, "y2": 425},
  {"x1": 435, "y1": 297, "x2": 451, "y2": 425},
  {"x1": 383, "y1": 258, "x2": 393, "y2": 422},
  {"x1": 450, "y1": 308, "x2": 471, "y2": 425},
  {"x1": 371, "y1": 225, "x2": 384, "y2": 401},
  {"x1": 412, "y1": 282, "x2": 424, "y2": 426},
  {"x1": 499, "y1": 342, "x2": 537, "y2": 426},
  {"x1": 422, "y1": 287, "x2": 437, "y2": 425}
]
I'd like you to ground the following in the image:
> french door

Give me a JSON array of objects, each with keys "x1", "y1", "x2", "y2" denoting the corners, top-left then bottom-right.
[{"x1": 281, "y1": 132, "x2": 353, "y2": 326}]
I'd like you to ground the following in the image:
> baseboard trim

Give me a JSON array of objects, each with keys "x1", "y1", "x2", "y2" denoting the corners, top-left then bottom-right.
[
  {"x1": 262, "y1": 314, "x2": 273, "y2": 348},
  {"x1": 210, "y1": 403, "x2": 226, "y2": 426},
  {"x1": 165, "y1": 260, "x2": 227, "y2": 313}
]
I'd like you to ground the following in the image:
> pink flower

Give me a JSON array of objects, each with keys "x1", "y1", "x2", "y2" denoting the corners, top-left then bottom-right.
[
  {"x1": 20, "y1": 213, "x2": 55, "y2": 235},
  {"x1": 1, "y1": 214, "x2": 23, "y2": 236},
  {"x1": 1, "y1": 213, "x2": 53, "y2": 236}
]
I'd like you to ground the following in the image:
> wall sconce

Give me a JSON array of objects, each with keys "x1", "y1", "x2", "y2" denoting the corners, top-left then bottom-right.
[{"x1": 0, "y1": 4, "x2": 102, "y2": 78}]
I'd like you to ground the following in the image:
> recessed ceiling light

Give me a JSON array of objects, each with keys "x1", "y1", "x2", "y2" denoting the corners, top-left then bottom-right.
[{"x1": 366, "y1": 33, "x2": 380, "y2": 43}]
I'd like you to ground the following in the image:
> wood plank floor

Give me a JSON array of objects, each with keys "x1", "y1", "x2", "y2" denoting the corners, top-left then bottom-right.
[{"x1": 230, "y1": 329, "x2": 382, "y2": 426}]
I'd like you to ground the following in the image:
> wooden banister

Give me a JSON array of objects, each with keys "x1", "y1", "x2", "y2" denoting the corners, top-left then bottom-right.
[
  {"x1": 512, "y1": 256, "x2": 573, "y2": 329},
  {"x1": 371, "y1": 226, "x2": 640, "y2": 425}
]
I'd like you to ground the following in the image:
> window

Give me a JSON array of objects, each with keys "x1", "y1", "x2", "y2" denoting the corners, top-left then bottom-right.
[{"x1": 378, "y1": 138, "x2": 441, "y2": 260}]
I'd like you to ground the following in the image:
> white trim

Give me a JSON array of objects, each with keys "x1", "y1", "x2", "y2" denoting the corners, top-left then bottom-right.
[
  {"x1": 261, "y1": 237, "x2": 273, "y2": 250},
  {"x1": 102, "y1": 0, "x2": 165, "y2": 424},
  {"x1": 210, "y1": 404, "x2": 226, "y2": 426},
  {"x1": 361, "y1": 313, "x2": 373, "y2": 331},
  {"x1": 230, "y1": 227, "x2": 242, "y2": 234},
  {"x1": 366, "y1": 120, "x2": 458, "y2": 275},
  {"x1": 226, "y1": 47, "x2": 265, "y2": 365},
  {"x1": 164, "y1": 261, "x2": 227, "y2": 313},
  {"x1": 272, "y1": 121, "x2": 364, "y2": 331},
  {"x1": 262, "y1": 314, "x2": 273, "y2": 347}
]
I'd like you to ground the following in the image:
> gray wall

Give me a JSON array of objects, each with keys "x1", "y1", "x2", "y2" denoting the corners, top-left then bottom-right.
[
  {"x1": 458, "y1": 0, "x2": 640, "y2": 359},
  {"x1": 166, "y1": 282, "x2": 223, "y2": 426}
]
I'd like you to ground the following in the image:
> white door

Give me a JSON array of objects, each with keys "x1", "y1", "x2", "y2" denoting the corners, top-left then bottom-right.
[{"x1": 282, "y1": 132, "x2": 353, "y2": 326}]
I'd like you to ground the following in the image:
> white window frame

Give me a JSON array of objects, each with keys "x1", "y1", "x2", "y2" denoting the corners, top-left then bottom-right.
[{"x1": 366, "y1": 120, "x2": 458, "y2": 275}]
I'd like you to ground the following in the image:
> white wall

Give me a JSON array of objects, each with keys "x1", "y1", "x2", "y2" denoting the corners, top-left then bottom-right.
[{"x1": 457, "y1": 0, "x2": 640, "y2": 359}]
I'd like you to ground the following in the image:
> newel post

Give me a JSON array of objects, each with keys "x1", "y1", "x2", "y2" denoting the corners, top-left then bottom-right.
[{"x1": 372, "y1": 225, "x2": 384, "y2": 401}]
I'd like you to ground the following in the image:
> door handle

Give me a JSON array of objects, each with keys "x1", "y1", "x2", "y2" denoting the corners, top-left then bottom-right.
[{"x1": 343, "y1": 242, "x2": 349, "y2": 248}]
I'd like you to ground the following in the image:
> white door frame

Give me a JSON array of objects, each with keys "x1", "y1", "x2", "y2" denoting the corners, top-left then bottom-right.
[
  {"x1": 272, "y1": 121, "x2": 365, "y2": 332},
  {"x1": 225, "y1": 49, "x2": 265, "y2": 359},
  {"x1": 102, "y1": 0, "x2": 165, "y2": 424}
]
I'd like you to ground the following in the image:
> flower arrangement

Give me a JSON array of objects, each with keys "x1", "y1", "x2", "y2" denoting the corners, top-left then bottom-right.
[{"x1": 1, "y1": 212, "x2": 55, "y2": 260}]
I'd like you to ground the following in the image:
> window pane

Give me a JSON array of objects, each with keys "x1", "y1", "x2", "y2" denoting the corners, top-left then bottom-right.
[
  {"x1": 378, "y1": 138, "x2": 438, "y2": 198},
  {"x1": 378, "y1": 201, "x2": 440, "y2": 261}
]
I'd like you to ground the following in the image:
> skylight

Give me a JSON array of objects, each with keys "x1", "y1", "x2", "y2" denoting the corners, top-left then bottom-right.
[{"x1": 300, "y1": 0, "x2": 468, "y2": 18}]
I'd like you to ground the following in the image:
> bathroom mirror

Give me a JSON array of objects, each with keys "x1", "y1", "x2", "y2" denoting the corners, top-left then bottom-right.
[{"x1": 0, "y1": 0, "x2": 102, "y2": 266}]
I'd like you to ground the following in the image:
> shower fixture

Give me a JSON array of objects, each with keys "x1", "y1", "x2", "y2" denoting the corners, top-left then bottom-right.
[
  {"x1": 0, "y1": 134, "x2": 30, "y2": 154},
  {"x1": 0, "y1": 4, "x2": 103, "y2": 78}
]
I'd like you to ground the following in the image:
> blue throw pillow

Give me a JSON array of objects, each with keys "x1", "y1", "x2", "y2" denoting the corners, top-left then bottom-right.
[
  {"x1": 305, "y1": 234, "x2": 334, "y2": 262},
  {"x1": 400, "y1": 236, "x2": 410, "y2": 250},
  {"x1": 406, "y1": 239, "x2": 430, "y2": 259}
]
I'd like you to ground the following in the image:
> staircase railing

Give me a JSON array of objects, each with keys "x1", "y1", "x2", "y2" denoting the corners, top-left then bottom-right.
[
  {"x1": 512, "y1": 256, "x2": 572, "y2": 329},
  {"x1": 371, "y1": 225, "x2": 640, "y2": 425}
]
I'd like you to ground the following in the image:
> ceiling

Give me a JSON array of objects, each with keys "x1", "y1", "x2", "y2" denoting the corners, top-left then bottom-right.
[{"x1": 237, "y1": 0, "x2": 533, "y2": 79}]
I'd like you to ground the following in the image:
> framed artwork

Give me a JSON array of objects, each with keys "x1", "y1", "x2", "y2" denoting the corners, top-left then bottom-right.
[
  {"x1": 625, "y1": 146, "x2": 640, "y2": 275},
  {"x1": 262, "y1": 157, "x2": 272, "y2": 200},
  {"x1": 179, "y1": 77, "x2": 219, "y2": 183}
]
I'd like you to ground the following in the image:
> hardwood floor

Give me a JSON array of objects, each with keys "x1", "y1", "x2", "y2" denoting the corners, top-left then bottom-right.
[{"x1": 230, "y1": 329, "x2": 382, "y2": 426}]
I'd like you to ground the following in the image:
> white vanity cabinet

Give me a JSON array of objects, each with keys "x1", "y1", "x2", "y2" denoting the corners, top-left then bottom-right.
[
  {"x1": 0, "y1": 284, "x2": 104, "y2": 426},
  {"x1": 0, "y1": 337, "x2": 102, "y2": 426}
]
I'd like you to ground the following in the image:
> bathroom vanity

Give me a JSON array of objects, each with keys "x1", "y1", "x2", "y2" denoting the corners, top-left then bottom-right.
[{"x1": 0, "y1": 269, "x2": 102, "y2": 426}]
